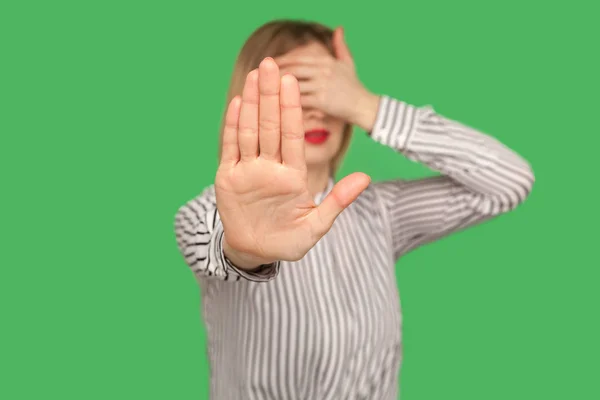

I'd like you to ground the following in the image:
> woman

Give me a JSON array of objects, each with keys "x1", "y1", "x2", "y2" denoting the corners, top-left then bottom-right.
[{"x1": 174, "y1": 19, "x2": 534, "y2": 399}]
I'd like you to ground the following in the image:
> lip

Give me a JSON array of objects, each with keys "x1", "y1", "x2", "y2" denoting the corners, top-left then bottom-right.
[{"x1": 304, "y1": 128, "x2": 329, "y2": 145}]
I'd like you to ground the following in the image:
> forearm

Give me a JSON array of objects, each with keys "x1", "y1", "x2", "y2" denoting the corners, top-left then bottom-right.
[
  {"x1": 369, "y1": 96, "x2": 535, "y2": 211},
  {"x1": 348, "y1": 89, "x2": 381, "y2": 132}
]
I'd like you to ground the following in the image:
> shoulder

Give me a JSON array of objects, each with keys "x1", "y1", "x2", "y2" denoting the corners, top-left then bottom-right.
[
  {"x1": 368, "y1": 178, "x2": 408, "y2": 204},
  {"x1": 369, "y1": 175, "x2": 455, "y2": 204},
  {"x1": 200, "y1": 184, "x2": 217, "y2": 202},
  {"x1": 175, "y1": 183, "x2": 218, "y2": 218},
  {"x1": 347, "y1": 179, "x2": 400, "y2": 221}
]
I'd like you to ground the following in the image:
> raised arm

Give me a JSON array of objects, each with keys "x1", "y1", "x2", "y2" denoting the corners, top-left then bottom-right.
[
  {"x1": 369, "y1": 96, "x2": 535, "y2": 260},
  {"x1": 273, "y1": 27, "x2": 534, "y2": 261}
]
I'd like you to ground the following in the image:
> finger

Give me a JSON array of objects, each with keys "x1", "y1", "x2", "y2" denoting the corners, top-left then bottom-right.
[
  {"x1": 238, "y1": 69, "x2": 259, "y2": 161},
  {"x1": 279, "y1": 65, "x2": 321, "y2": 80},
  {"x1": 220, "y1": 95, "x2": 242, "y2": 165},
  {"x1": 298, "y1": 80, "x2": 320, "y2": 94},
  {"x1": 333, "y1": 26, "x2": 354, "y2": 64},
  {"x1": 275, "y1": 52, "x2": 328, "y2": 67},
  {"x1": 258, "y1": 57, "x2": 282, "y2": 161},
  {"x1": 311, "y1": 172, "x2": 371, "y2": 236},
  {"x1": 279, "y1": 74, "x2": 305, "y2": 170}
]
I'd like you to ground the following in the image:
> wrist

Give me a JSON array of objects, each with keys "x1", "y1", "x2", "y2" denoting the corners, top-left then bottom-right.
[
  {"x1": 223, "y1": 235, "x2": 274, "y2": 271},
  {"x1": 350, "y1": 89, "x2": 380, "y2": 133}
]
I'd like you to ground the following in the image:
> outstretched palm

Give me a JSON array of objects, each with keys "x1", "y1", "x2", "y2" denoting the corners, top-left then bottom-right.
[{"x1": 215, "y1": 57, "x2": 370, "y2": 266}]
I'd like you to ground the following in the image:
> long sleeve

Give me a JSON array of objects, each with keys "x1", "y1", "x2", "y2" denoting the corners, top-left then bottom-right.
[
  {"x1": 174, "y1": 184, "x2": 281, "y2": 282},
  {"x1": 369, "y1": 96, "x2": 535, "y2": 261}
]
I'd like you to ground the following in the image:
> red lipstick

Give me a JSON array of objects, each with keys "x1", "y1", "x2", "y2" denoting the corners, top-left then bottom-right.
[{"x1": 304, "y1": 128, "x2": 329, "y2": 145}]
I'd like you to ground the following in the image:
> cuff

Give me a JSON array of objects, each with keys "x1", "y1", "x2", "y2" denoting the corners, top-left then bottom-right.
[{"x1": 368, "y1": 96, "x2": 421, "y2": 150}]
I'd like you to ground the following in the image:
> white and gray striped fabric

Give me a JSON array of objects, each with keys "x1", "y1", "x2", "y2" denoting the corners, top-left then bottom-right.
[{"x1": 174, "y1": 96, "x2": 535, "y2": 399}]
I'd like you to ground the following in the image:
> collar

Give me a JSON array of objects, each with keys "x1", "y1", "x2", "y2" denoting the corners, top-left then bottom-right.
[{"x1": 314, "y1": 175, "x2": 335, "y2": 205}]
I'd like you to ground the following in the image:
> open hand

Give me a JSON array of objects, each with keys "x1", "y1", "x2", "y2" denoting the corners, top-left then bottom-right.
[{"x1": 215, "y1": 57, "x2": 371, "y2": 268}]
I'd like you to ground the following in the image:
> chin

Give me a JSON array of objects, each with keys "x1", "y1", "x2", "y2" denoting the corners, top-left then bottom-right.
[{"x1": 305, "y1": 150, "x2": 335, "y2": 168}]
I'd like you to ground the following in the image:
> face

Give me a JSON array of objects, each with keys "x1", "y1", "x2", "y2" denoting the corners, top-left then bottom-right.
[{"x1": 280, "y1": 41, "x2": 346, "y2": 171}]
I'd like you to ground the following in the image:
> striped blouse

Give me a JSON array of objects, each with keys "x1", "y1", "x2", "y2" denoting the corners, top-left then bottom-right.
[{"x1": 174, "y1": 96, "x2": 535, "y2": 399}]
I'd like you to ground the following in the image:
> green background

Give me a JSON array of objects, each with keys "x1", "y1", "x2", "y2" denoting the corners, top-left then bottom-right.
[{"x1": 1, "y1": 0, "x2": 598, "y2": 399}]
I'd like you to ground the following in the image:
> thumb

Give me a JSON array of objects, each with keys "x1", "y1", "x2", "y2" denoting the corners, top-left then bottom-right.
[
  {"x1": 332, "y1": 26, "x2": 353, "y2": 64},
  {"x1": 312, "y1": 172, "x2": 371, "y2": 234}
]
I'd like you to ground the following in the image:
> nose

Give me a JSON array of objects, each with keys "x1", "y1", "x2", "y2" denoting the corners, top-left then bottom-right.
[{"x1": 303, "y1": 106, "x2": 326, "y2": 120}]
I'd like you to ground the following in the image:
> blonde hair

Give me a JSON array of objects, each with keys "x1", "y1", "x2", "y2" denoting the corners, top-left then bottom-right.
[{"x1": 217, "y1": 19, "x2": 353, "y2": 178}]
